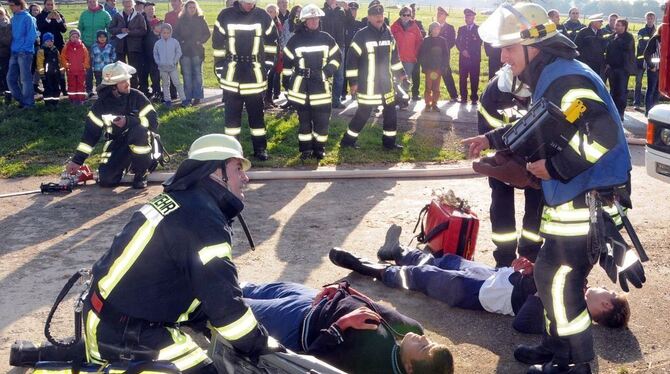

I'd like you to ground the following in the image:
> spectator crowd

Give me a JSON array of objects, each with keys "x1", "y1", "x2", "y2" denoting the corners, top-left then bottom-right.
[{"x1": 0, "y1": 0, "x2": 663, "y2": 115}]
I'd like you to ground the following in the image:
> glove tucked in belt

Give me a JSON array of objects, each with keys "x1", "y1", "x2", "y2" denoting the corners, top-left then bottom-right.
[
  {"x1": 595, "y1": 210, "x2": 646, "y2": 292},
  {"x1": 472, "y1": 150, "x2": 540, "y2": 189}
]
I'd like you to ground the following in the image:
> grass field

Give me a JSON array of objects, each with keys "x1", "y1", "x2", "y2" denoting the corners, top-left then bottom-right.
[{"x1": 0, "y1": 101, "x2": 466, "y2": 177}]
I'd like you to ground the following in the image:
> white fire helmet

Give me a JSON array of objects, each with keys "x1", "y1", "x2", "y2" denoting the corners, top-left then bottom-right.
[
  {"x1": 479, "y1": 2, "x2": 558, "y2": 48},
  {"x1": 300, "y1": 4, "x2": 325, "y2": 21}
]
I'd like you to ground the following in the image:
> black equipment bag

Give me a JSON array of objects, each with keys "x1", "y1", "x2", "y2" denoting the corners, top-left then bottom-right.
[{"x1": 502, "y1": 98, "x2": 577, "y2": 162}]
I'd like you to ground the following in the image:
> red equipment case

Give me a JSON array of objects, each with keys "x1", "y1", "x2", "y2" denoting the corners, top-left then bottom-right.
[{"x1": 413, "y1": 199, "x2": 479, "y2": 260}]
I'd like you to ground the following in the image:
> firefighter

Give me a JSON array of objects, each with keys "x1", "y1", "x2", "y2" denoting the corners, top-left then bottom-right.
[
  {"x1": 340, "y1": 0, "x2": 406, "y2": 150},
  {"x1": 282, "y1": 4, "x2": 341, "y2": 160},
  {"x1": 574, "y1": 14, "x2": 607, "y2": 76},
  {"x1": 212, "y1": 0, "x2": 279, "y2": 161},
  {"x1": 477, "y1": 72, "x2": 543, "y2": 268},
  {"x1": 82, "y1": 134, "x2": 271, "y2": 373},
  {"x1": 563, "y1": 7, "x2": 584, "y2": 42},
  {"x1": 465, "y1": 3, "x2": 644, "y2": 373},
  {"x1": 66, "y1": 61, "x2": 158, "y2": 189}
]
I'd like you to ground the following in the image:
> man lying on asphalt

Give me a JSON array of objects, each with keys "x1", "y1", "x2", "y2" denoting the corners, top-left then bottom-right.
[{"x1": 241, "y1": 280, "x2": 454, "y2": 374}]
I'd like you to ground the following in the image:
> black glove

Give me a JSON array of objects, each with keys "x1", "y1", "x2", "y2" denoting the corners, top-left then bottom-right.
[
  {"x1": 248, "y1": 336, "x2": 287, "y2": 365},
  {"x1": 598, "y1": 216, "x2": 646, "y2": 292},
  {"x1": 615, "y1": 247, "x2": 646, "y2": 292}
]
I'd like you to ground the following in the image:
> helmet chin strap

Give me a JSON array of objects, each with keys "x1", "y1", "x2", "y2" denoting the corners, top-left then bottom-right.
[{"x1": 211, "y1": 160, "x2": 257, "y2": 251}]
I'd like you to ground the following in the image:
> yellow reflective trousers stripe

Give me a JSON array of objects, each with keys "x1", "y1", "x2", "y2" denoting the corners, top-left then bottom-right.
[
  {"x1": 552, "y1": 265, "x2": 592, "y2": 336},
  {"x1": 491, "y1": 231, "x2": 517, "y2": 243},
  {"x1": 85, "y1": 310, "x2": 103, "y2": 363},
  {"x1": 158, "y1": 328, "x2": 209, "y2": 371},
  {"x1": 521, "y1": 229, "x2": 543, "y2": 243}
]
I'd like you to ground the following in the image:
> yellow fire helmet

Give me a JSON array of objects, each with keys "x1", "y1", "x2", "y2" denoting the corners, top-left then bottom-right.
[
  {"x1": 188, "y1": 134, "x2": 251, "y2": 171},
  {"x1": 479, "y1": 2, "x2": 558, "y2": 48}
]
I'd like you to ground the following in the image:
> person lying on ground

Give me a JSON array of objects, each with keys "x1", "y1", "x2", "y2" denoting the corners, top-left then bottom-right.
[
  {"x1": 329, "y1": 225, "x2": 630, "y2": 336},
  {"x1": 241, "y1": 281, "x2": 454, "y2": 374}
]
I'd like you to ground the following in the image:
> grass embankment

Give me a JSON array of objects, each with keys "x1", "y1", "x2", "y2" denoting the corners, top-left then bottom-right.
[{"x1": 0, "y1": 102, "x2": 464, "y2": 177}]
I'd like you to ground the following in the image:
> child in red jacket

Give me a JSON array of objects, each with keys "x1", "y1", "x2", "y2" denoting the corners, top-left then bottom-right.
[{"x1": 61, "y1": 29, "x2": 90, "y2": 104}]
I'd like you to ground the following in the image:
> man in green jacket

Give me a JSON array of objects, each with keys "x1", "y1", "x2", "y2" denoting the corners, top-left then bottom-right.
[{"x1": 78, "y1": 0, "x2": 111, "y2": 96}]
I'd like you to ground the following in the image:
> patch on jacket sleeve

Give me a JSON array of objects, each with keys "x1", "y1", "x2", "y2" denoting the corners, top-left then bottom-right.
[{"x1": 149, "y1": 193, "x2": 180, "y2": 216}]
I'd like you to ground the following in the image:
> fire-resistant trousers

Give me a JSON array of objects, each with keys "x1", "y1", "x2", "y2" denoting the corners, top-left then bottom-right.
[
  {"x1": 82, "y1": 304, "x2": 217, "y2": 373},
  {"x1": 223, "y1": 91, "x2": 267, "y2": 153},
  {"x1": 97, "y1": 125, "x2": 153, "y2": 187},
  {"x1": 533, "y1": 234, "x2": 595, "y2": 365},
  {"x1": 42, "y1": 73, "x2": 61, "y2": 107},
  {"x1": 489, "y1": 177, "x2": 544, "y2": 267},
  {"x1": 341, "y1": 102, "x2": 397, "y2": 147},
  {"x1": 297, "y1": 105, "x2": 330, "y2": 153}
]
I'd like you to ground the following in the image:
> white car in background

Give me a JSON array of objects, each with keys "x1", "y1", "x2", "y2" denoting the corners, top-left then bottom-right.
[{"x1": 646, "y1": 105, "x2": 670, "y2": 183}]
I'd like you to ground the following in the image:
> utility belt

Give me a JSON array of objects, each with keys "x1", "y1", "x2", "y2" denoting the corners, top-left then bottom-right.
[
  {"x1": 295, "y1": 67, "x2": 322, "y2": 79},
  {"x1": 88, "y1": 288, "x2": 178, "y2": 329},
  {"x1": 225, "y1": 54, "x2": 258, "y2": 63}
]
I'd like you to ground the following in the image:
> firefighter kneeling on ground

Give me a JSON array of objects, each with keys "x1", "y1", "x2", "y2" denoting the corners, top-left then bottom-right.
[
  {"x1": 212, "y1": 0, "x2": 279, "y2": 161},
  {"x1": 66, "y1": 61, "x2": 159, "y2": 189},
  {"x1": 282, "y1": 4, "x2": 341, "y2": 161},
  {"x1": 83, "y1": 134, "x2": 273, "y2": 373},
  {"x1": 463, "y1": 3, "x2": 644, "y2": 373},
  {"x1": 476, "y1": 71, "x2": 544, "y2": 268},
  {"x1": 340, "y1": 0, "x2": 406, "y2": 150}
]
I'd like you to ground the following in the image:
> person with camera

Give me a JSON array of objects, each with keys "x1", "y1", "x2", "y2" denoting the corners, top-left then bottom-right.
[{"x1": 66, "y1": 61, "x2": 158, "y2": 189}]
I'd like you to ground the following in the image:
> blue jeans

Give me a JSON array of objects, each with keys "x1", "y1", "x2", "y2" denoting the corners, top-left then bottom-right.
[
  {"x1": 645, "y1": 69, "x2": 659, "y2": 115},
  {"x1": 382, "y1": 251, "x2": 491, "y2": 310},
  {"x1": 331, "y1": 47, "x2": 344, "y2": 106},
  {"x1": 180, "y1": 55, "x2": 204, "y2": 101},
  {"x1": 242, "y1": 282, "x2": 317, "y2": 351},
  {"x1": 7, "y1": 52, "x2": 35, "y2": 106},
  {"x1": 401, "y1": 62, "x2": 416, "y2": 94}
]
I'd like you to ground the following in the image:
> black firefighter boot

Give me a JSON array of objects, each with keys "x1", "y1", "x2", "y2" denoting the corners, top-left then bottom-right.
[
  {"x1": 527, "y1": 361, "x2": 592, "y2": 374},
  {"x1": 377, "y1": 224, "x2": 406, "y2": 263},
  {"x1": 132, "y1": 170, "x2": 149, "y2": 189},
  {"x1": 329, "y1": 247, "x2": 389, "y2": 279},
  {"x1": 514, "y1": 344, "x2": 555, "y2": 365}
]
